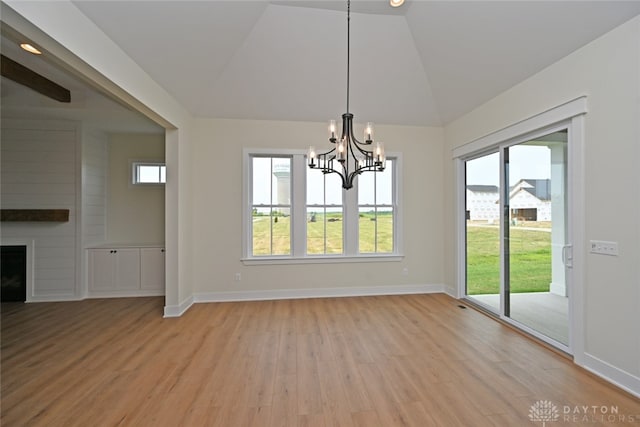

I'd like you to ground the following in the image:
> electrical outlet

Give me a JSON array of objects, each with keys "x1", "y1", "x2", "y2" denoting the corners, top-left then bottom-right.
[
  {"x1": 589, "y1": 240, "x2": 619, "y2": 256},
  {"x1": 234, "y1": 273, "x2": 241, "y2": 281},
  {"x1": 402, "y1": 267, "x2": 409, "y2": 276}
]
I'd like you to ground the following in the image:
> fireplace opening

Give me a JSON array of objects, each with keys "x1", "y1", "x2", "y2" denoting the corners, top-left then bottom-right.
[{"x1": 1, "y1": 245, "x2": 27, "y2": 302}]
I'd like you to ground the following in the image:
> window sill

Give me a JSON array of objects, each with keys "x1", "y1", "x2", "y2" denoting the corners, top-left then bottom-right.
[{"x1": 241, "y1": 254, "x2": 404, "y2": 266}]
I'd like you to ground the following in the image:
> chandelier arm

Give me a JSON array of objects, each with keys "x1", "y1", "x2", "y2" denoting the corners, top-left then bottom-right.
[
  {"x1": 320, "y1": 166, "x2": 350, "y2": 189},
  {"x1": 347, "y1": 119, "x2": 368, "y2": 146},
  {"x1": 353, "y1": 138, "x2": 373, "y2": 166},
  {"x1": 317, "y1": 147, "x2": 336, "y2": 158}
]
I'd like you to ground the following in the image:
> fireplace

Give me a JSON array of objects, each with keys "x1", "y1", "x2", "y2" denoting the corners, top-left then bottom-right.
[{"x1": 1, "y1": 245, "x2": 27, "y2": 302}]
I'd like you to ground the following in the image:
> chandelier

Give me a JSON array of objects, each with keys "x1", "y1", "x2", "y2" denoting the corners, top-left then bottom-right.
[{"x1": 307, "y1": 0, "x2": 386, "y2": 190}]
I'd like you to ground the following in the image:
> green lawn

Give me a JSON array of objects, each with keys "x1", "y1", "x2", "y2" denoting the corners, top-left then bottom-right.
[
  {"x1": 252, "y1": 211, "x2": 393, "y2": 255},
  {"x1": 252, "y1": 215, "x2": 291, "y2": 255},
  {"x1": 466, "y1": 225, "x2": 551, "y2": 294},
  {"x1": 252, "y1": 216, "x2": 550, "y2": 294}
]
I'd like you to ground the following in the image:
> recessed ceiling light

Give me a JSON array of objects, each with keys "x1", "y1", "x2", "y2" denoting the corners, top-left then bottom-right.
[
  {"x1": 20, "y1": 43, "x2": 42, "y2": 55},
  {"x1": 390, "y1": 0, "x2": 405, "y2": 7}
]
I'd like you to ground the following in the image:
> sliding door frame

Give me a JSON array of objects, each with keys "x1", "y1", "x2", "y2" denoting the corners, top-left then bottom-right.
[{"x1": 454, "y1": 97, "x2": 586, "y2": 359}]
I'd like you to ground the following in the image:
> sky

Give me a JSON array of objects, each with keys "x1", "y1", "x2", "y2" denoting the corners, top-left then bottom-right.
[
  {"x1": 466, "y1": 145, "x2": 554, "y2": 186},
  {"x1": 252, "y1": 156, "x2": 393, "y2": 206},
  {"x1": 253, "y1": 143, "x2": 555, "y2": 204}
]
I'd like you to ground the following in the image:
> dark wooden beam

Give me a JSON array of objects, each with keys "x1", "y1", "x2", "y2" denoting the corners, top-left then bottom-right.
[
  {"x1": 1, "y1": 54, "x2": 71, "y2": 103},
  {"x1": 1, "y1": 209, "x2": 70, "y2": 222}
]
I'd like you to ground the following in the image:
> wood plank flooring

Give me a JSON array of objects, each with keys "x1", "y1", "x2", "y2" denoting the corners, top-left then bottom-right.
[{"x1": 2, "y1": 294, "x2": 639, "y2": 426}]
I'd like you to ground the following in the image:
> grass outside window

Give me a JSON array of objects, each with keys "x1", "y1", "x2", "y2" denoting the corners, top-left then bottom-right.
[{"x1": 466, "y1": 223, "x2": 551, "y2": 295}]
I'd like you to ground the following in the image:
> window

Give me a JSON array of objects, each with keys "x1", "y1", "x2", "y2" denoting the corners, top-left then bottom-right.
[
  {"x1": 243, "y1": 149, "x2": 401, "y2": 262},
  {"x1": 133, "y1": 162, "x2": 166, "y2": 184},
  {"x1": 358, "y1": 160, "x2": 394, "y2": 253},
  {"x1": 251, "y1": 156, "x2": 291, "y2": 256},
  {"x1": 306, "y1": 167, "x2": 343, "y2": 254}
]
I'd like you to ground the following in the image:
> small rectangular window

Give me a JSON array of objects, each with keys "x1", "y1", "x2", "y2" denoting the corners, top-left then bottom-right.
[{"x1": 133, "y1": 162, "x2": 166, "y2": 184}]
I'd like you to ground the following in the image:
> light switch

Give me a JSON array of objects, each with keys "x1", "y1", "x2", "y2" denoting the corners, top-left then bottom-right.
[{"x1": 589, "y1": 240, "x2": 619, "y2": 256}]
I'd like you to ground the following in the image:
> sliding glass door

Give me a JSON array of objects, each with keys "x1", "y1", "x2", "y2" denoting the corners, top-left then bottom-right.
[
  {"x1": 465, "y1": 152, "x2": 501, "y2": 312},
  {"x1": 465, "y1": 130, "x2": 570, "y2": 350}
]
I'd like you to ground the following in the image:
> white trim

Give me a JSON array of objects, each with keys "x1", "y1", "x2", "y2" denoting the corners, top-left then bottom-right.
[
  {"x1": 88, "y1": 290, "x2": 165, "y2": 298},
  {"x1": 443, "y1": 285, "x2": 457, "y2": 299},
  {"x1": 163, "y1": 294, "x2": 194, "y2": 318},
  {"x1": 28, "y1": 293, "x2": 82, "y2": 303},
  {"x1": 74, "y1": 122, "x2": 83, "y2": 300},
  {"x1": 581, "y1": 353, "x2": 640, "y2": 398},
  {"x1": 392, "y1": 155, "x2": 404, "y2": 256},
  {"x1": 194, "y1": 284, "x2": 444, "y2": 304},
  {"x1": 292, "y1": 154, "x2": 307, "y2": 257},
  {"x1": 454, "y1": 97, "x2": 587, "y2": 357},
  {"x1": 242, "y1": 254, "x2": 403, "y2": 265},
  {"x1": 568, "y1": 113, "x2": 586, "y2": 364},
  {"x1": 452, "y1": 96, "x2": 588, "y2": 159},
  {"x1": 242, "y1": 148, "x2": 403, "y2": 260},
  {"x1": 454, "y1": 158, "x2": 466, "y2": 300}
]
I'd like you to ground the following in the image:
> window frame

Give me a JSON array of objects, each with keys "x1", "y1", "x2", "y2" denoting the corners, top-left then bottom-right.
[
  {"x1": 249, "y1": 155, "x2": 293, "y2": 257},
  {"x1": 358, "y1": 158, "x2": 396, "y2": 254},
  {"x1": 305, "y1": 165, "x2": 345, "y2": 256},
  {"x1": 242, "y1": 148, "x2": 403, "y2": 265},
  {"x1": 132, "y1": 161, "x2": 166, "y2": 185}
]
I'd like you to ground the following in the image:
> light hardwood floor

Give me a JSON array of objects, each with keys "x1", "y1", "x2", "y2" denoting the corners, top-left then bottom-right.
[{"x1": 2, "y1": 294, "x2": 639, "y2": 426}]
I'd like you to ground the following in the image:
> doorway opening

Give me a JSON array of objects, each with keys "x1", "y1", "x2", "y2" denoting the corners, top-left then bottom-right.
[{"x1": 464, "y1": 130, "x2": 570, "y2": 349}]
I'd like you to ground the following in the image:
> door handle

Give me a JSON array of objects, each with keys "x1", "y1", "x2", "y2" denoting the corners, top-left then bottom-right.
[{"x1": 562, "y1": 245, "x2": 573, "y2": 268}]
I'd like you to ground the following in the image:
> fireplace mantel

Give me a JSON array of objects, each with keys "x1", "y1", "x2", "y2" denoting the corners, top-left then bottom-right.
[{"x1": 0, "y1": 209, "x2": 70, "y2": 222}]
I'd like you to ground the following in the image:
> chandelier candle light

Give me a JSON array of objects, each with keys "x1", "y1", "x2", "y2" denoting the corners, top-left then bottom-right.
[{"x1": 308, "y1": 0, "x2": 386, "y2": 190}]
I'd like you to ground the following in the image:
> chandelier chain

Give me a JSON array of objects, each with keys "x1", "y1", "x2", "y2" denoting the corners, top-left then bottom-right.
[{"x1": 346, "y1": 0, "x2": 351, "y2": 115}]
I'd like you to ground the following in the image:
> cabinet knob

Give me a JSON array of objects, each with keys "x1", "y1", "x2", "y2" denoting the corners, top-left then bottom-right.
[{"x1": 161, "y1": 249, "x2": 165, "y2": 253}]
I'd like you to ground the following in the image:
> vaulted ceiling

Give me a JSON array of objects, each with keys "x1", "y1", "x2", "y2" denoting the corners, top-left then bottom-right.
[{"x1": 3, "y1": 1, "x2": 640, "y2": 129}]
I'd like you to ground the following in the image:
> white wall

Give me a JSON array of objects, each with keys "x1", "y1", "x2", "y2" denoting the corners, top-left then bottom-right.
[
  {"x1": 0, "y1": 119, "x2": 80, "y2": 300},
  {"x1": 81, "y1": 128, "x2": 108, "y2": 247},
  {"x1": 191, "y1": 118, "x2": 444, "y2": 297},
  {"x1": 106, "y1": 133, "x2": 165, "y2": 244},
  {"x1": 444, "y1": 16, "x2": 640, "y2": 393},
  {"x1": 2, "y1": 0, "x2": 195, "y2": 312}
]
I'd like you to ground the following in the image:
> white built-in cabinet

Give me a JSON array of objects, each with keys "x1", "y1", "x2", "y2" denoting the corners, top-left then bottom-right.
[
  {"x1": 140, "y1": 248, "x2": 166, "y2": 291},
  {"x1": 88, "y1": 246, "x2": 164, "y2": 296}
]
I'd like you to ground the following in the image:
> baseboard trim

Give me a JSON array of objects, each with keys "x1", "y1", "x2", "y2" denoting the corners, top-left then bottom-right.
[
  {"x1": 194, "y1": 284, "x2": 444, "y2": 304},
  {"x1": 443, "y1": 285, "x2": 458, "y2": 299},
  {"x1": 163, "y1": 295, "x2": 194, "y2": 318},
  {"x1": 88, "y1": 290, "x2": 165, "y2": 299},
  {"x1": 27, "y1": 294, "x2": 82, "y2": 302},
  {"x1": 581, "y1": 353, "x2": 640, "y2": 398}
]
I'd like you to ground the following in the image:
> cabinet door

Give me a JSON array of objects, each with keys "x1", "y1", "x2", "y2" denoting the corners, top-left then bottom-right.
[
  {"x1": 114, "y1": 249, "x2": 140, "y2": 290},
  {"x1": 89, "y1": 249, "x2": 116, "y2": 291},
  {"x1": 140, "y1": 248, "x2": 165, "y2": 291}
]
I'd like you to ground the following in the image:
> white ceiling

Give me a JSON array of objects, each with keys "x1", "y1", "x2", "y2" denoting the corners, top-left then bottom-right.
[
  {"x1": 0, "y1": 33, "x2": 164, "y2": 133},
  {"x1": 4, "y1": 1, "x2": 640, "y2": 129}
]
